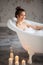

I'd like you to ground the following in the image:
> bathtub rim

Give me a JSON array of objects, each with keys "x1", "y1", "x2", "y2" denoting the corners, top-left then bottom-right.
[{"x1": 7, "y1": 17, "x2": 43, "y2": 37}]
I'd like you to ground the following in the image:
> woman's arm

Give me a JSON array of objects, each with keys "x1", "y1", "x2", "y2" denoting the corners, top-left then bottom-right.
[
  {"x1": 31, "y1": 25, "x2": 43, "y2": 30},
  {"x1": 26, "y1": 23, "x2": 43, "y2": 30}
]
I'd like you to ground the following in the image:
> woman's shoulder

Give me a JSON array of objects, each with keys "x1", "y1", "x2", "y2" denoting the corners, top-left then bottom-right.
[
  {"x1": 23, "y1": 21, "x2": 27, "y2": 24},
  {"x1": 23, "y1": 21, "x2": 29, "y2": 26},
  {"x1": 16, "y1": 22, "x2": 21, "y2": 27}
]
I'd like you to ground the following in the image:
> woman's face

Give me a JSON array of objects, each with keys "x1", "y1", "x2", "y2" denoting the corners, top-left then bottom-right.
[{"x1": 17, "y1": 11, "x2": 26, "y2": 21}]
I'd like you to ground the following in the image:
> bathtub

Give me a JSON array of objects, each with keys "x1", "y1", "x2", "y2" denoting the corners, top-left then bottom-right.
[{"x1": 7, "y1": 17, "x2": 43, "y2": 64}]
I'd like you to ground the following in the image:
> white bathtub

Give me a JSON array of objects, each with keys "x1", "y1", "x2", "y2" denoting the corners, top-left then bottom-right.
[{"x1": 7, "y1": 17, "x2": 43, "y2": 64}]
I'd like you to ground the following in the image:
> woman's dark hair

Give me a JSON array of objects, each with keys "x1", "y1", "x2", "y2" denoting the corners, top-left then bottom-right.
[{"x1": 15, "y1": 6, "x2": 25, "y2": 18}]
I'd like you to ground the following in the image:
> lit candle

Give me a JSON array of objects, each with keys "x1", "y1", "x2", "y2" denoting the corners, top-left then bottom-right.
[
  {"x1": 15, "y1": 55, "x2": 19, "y2": 62},
  {"x1": 9, "y1": 58, "x2": 13, "y2": 65},
  {"x1": 10, "y1": 52, "x2": 14, "y2": 59},
  {"x1": 22, "y1": 59, "x2": 26, "y2": 65},
  {"x1": 15, "y1": 61, "x2": 19, "y2": 65},
  {"x1": 10, "y1": 46, "x2": 14, "y2": 59}
]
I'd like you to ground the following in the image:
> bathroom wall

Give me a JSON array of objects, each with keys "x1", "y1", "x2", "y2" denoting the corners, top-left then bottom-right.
[{"x1": 0, "y1": 0, "x2": 43, "y2": 27}]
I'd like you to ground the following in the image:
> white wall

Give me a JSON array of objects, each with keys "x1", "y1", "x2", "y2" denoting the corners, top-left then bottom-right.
[{"x1": 0, "y1": 0, "x2": 43, "y2": 27}]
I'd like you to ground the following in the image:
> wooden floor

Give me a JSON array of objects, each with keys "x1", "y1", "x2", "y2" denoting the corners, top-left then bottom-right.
[{"x1": 0, "y1": 27, "x2": 43, "y2": 65}]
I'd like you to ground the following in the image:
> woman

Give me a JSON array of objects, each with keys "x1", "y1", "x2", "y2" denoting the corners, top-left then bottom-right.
[{"x1": 15, "y1": 6, "x2": 43, "y2": 30}]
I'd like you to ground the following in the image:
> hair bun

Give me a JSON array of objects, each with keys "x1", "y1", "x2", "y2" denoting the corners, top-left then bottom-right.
[{"x1": 16, "y1": 6, "x2": 21, "y2": 10}]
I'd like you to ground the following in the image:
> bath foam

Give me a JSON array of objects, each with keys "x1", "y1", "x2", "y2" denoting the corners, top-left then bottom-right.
[{"x1": 24, "y1": 27, "x2": 43, "y2": 36}]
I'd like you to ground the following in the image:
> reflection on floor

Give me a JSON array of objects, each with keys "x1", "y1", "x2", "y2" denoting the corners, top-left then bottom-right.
[{"x1": 0, "y1": 27, "x2": 43, "y2": 65}]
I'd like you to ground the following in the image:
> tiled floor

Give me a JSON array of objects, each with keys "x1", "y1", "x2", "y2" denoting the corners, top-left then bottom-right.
[{"x1": 0, "y1": 27, "x2": 43, "y2": 65}]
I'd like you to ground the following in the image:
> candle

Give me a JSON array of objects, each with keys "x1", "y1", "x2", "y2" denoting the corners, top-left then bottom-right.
[
  {"x1": 10, "y1": 46, "x2": 14, "y2": 59},
  {"x1": 15, "y1": 55, "x2": 19, "y2": 62},
  {"x1": 10, "y1": 47, "x2": 13, "y2": 52},
  {"x1": 9, "y1": 58, "x2": 13, "y2": 65},
  {"x1": 22, "y1": 59, "x2": 26, "y2": 65},
  {"x1": 10, "y1": 52, "x2": 14, "y2": 59},
  {"x1": 15, "y1": 61, "x2": 19, "y2": 65}
]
